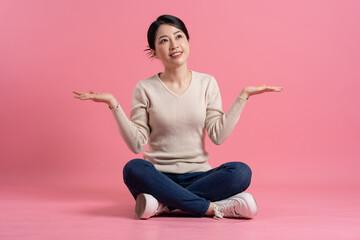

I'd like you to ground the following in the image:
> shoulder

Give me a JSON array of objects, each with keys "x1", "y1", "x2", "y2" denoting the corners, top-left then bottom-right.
[
  {"x1": 191, "y1": 70, "x2": 218, "y2": 89},
  {"x1": 135, "y1": 74, "x2": 159, "y2": 89},
  {"x1": 192, "y1": 70, "x2": 214, "y2": 81},
  {"x1": 131, "y1": 74, "x2": 161, "y2": 96},
  {"x1": 193, "y1": 71, "x2": 219, "y2": 88}
]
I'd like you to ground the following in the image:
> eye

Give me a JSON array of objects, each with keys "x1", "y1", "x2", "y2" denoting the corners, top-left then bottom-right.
[
  {"x1": 160, "y1": 39, "x2": 168, "y2": 43},
  {"x1": 176, "y1": 34, "x2": 183, "y2": 39}
]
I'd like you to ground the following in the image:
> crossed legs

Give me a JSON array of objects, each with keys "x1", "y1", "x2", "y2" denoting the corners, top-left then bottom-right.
[{"x1": 122, "y1": 158, "x2": 252, "y2": 217}]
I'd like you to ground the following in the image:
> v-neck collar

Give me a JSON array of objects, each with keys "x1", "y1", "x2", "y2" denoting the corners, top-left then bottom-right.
[{"x1": 156, "y1": 70, "x2": 193, "y2": 97}]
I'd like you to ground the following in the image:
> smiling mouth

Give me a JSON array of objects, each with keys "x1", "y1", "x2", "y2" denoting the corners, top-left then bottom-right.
[{"x1": 170, "y1": 51, "x2": 182, "y2": 56}]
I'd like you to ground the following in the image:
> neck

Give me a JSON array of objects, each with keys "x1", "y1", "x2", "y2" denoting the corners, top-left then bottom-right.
[{"x1": 161, "y1": 64, "x2": 189, "y2": 84}]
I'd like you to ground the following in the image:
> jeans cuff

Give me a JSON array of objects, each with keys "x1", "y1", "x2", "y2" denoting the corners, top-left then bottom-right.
[{"x1": 199, "y1": 200, "x2": 211, "y2": 217}]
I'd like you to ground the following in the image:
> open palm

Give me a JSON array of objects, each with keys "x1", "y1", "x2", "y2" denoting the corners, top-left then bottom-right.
[
  {"x1": 73, "y1": 90, "x2": 115, "y2": 104},
  {"x1": 243, "y1": 84, "x2": 283, "y2": 98}
]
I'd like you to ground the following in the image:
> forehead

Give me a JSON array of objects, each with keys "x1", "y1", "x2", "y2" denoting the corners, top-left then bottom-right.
[{"x1": 156, "y1": 24, "x2": 182, "y2": 38}]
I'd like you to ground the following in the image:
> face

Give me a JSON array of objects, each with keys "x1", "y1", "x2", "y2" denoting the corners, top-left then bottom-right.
[{"x1": 151, "y1": 24, "x2": 190, "y2": 68}]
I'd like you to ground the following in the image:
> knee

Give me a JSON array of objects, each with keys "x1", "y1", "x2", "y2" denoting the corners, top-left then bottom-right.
[
  {"x1": 225, "y1": 162, "x2": 252, "y2": 176},
  {"x1": 123, "y1": 158, "x2": 151, "y2": 179},
  {"x1": 225, "y1": 162, "x2": 252, "y2": 189}
]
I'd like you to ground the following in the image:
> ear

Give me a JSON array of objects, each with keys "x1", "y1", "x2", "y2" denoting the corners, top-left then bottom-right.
[{"x1": 151, "y1": 49, "x2": 158, "y2": 59}]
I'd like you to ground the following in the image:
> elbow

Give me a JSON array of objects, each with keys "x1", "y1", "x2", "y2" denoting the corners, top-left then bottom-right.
[
  {"x1": 213, "y1": 140, "x2": 222, "y2": 146},
  {"x1": 128, "y1": 144, "x2": 144, "y2": 154},
  {"x1": 120, "y1": 129, "x2": 148, "y2": 154},
  {"x1": 130, "y1": 146, "x2": 142, "y2": 154},
  {"x1": 213, "y1": 139, "x2": 224, "y2": 145},
  {"x1": 211, "y1": 134, "x2": 225, "y2": 145},
  {"x1": 128, "y1": 140, "x2": 147, "y2": 154}
]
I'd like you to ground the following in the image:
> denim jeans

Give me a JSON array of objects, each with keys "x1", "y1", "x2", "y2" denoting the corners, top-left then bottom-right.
[{"x1": 123, "y1": 158, "x2": 252, "y2": 217}]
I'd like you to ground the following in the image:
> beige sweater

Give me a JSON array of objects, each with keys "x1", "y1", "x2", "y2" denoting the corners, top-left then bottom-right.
[{"x1": 111, "y1": 70, "x2": 247, "y2": 174}]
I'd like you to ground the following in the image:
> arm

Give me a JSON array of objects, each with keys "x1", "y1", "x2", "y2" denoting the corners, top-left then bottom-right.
[
  {"x1": 110, "y1": 83, "x2": 150, "y2": 153},
  {"x1": 205, "y1": 77, "x2": 247, "y2": 145},
  {"x1": 73, "y1": 84, "x2": 150, "y2": 154},
  {"x1": 205, "y1": 77, "x2": 283, "y2": 145}
]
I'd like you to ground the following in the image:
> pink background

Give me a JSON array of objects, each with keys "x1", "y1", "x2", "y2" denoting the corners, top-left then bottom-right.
[{"x1": 1, "y1": 0, "x2": 360, "y2": 190}]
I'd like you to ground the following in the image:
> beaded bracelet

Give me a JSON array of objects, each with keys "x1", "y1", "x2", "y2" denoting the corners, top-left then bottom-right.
[
  {"x1": 238, "y1": 95, "x2": 249, "y2": 102},
  {"x1": 109, "y1": 103, "x2": 119, "y2": 110}
]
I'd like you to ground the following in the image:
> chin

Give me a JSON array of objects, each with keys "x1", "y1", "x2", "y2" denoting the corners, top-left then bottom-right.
[{"x1": 170, "y1": 61, "x2": 188, "y2": 68}]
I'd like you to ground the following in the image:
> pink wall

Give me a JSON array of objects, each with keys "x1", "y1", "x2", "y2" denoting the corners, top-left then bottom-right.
[{"x1": 1, "y1": 0, "x2": 359, "y2": 188}]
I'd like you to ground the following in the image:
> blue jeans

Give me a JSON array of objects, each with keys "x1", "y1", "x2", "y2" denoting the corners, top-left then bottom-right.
[{"x1": 123, "y1": 158, "x2": 252, "y2": 217}]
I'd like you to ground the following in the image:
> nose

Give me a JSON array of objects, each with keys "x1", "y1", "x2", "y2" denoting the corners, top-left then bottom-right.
[{"x1": 169, "y1": 39, "x2": 179, "y2": 50}]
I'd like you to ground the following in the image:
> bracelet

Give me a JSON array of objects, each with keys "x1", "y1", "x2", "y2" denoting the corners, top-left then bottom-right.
[
  {"x1": 238, "y1": 95, "x2": 249, "y2": 102},
  {"x1": 109, "y1": 103, "x2": 119, "y2": 110}
]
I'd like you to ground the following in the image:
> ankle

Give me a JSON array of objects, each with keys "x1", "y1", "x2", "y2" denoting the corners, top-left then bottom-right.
[{"x1": 205, "y1": 202, "x2": 215, "y2": 216}]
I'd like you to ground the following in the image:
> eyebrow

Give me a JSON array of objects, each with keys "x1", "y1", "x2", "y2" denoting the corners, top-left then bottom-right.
[{"x1": 158, "y1": 30, "x2": 182, "y2": 40}]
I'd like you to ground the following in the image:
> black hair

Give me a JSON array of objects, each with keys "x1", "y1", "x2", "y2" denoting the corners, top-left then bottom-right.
[{"x1": 144, "y1": 15, "x2": 190, "y2": 59}]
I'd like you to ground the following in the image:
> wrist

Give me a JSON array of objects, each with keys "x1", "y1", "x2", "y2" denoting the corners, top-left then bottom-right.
[
  {"x1": 239, "y1": 90, "x2": 249, "y2": 100},
  {"x1": 108, "y1": 99, "x2": 119, "y2": 109}
]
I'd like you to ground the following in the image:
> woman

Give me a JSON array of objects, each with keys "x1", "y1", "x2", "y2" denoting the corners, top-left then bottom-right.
[{"x1": 73, "y1": 15, "x2": 283, "y2": 220}]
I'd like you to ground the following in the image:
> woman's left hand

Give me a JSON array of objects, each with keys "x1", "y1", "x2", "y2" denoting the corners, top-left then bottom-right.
[{"x1": 239, "y1": 84, "x2": 284, "y2": 99}]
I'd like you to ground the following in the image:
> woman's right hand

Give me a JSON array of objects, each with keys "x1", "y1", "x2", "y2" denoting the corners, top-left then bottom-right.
[{"x1": 73, "y1": 90, "x2": 118, "y2": 108}]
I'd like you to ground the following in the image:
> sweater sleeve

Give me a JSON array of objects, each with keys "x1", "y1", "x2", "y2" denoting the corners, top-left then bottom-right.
[
  {"x1": 205, "y1": 76, "x2": 247, "y2": 145},
  {"x1": 110, "y1": 82, "x2": 150, "y2": 153}
]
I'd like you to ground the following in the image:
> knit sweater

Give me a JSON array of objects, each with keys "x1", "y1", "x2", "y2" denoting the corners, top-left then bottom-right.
[{"x1": 111, "y1": 70, "x2": 247, "y2": 174}]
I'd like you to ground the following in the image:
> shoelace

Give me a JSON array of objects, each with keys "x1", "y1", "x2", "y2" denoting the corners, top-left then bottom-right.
[
  {"x1": 154, "y1": 203, "x2": 169, "y2": 216},
  {"x1": 213, "y1": 199, "x2": 240, "y2": 220}
]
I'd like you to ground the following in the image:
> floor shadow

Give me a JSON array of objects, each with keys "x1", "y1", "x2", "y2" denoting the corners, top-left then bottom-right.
[{"x1": 81, "y1": 203, "x2": 135, "y2": 219}]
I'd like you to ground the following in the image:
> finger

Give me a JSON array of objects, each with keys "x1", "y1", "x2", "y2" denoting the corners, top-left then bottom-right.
[
  {"x1": 79, "y1": 95, "x2": 90, "y2": 100},
  {"x1": 90, "y1": 90, "x2": 98, "y2": 94},
  {"x1": 267, "y1": 86, "x2": 283, "y2": 92},
  {"x1": 74, "y1": 95, "x2": 88, "y2": 100},
  {"x1": 271, "y1": 86, "x2": 283, "y2": 91},
  {"x1": 73, "y1": 90, "x2": 84, "y2": 95}
]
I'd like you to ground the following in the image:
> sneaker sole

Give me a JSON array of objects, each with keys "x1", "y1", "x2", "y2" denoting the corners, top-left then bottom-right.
[
  {"x1": 135, "y1": 193, "x2": 160, "y2": 220},
  {"x1": 135, "y1": 193, "x2": 147, "y2": 219},
  {"x1": 235, "y1": 192, "x2": 258, "y2": 218}
]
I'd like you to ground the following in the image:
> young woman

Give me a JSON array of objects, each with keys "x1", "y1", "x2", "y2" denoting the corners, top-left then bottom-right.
[{"x1": 73, "y1": 15, "x2": 283, "y2": 220}]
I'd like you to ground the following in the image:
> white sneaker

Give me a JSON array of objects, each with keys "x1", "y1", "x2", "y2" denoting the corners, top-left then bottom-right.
[
  {"x1": 213, "y1": 192, "x2": 258, "y2": 219},
  {"x1": 135, "y1": 193, "x2": 169, "y2": 219}
]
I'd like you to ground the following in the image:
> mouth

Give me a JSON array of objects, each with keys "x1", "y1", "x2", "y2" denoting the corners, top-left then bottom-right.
[{"x1": 170, "y1": 51, "x2": 183, "y2": 57}]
